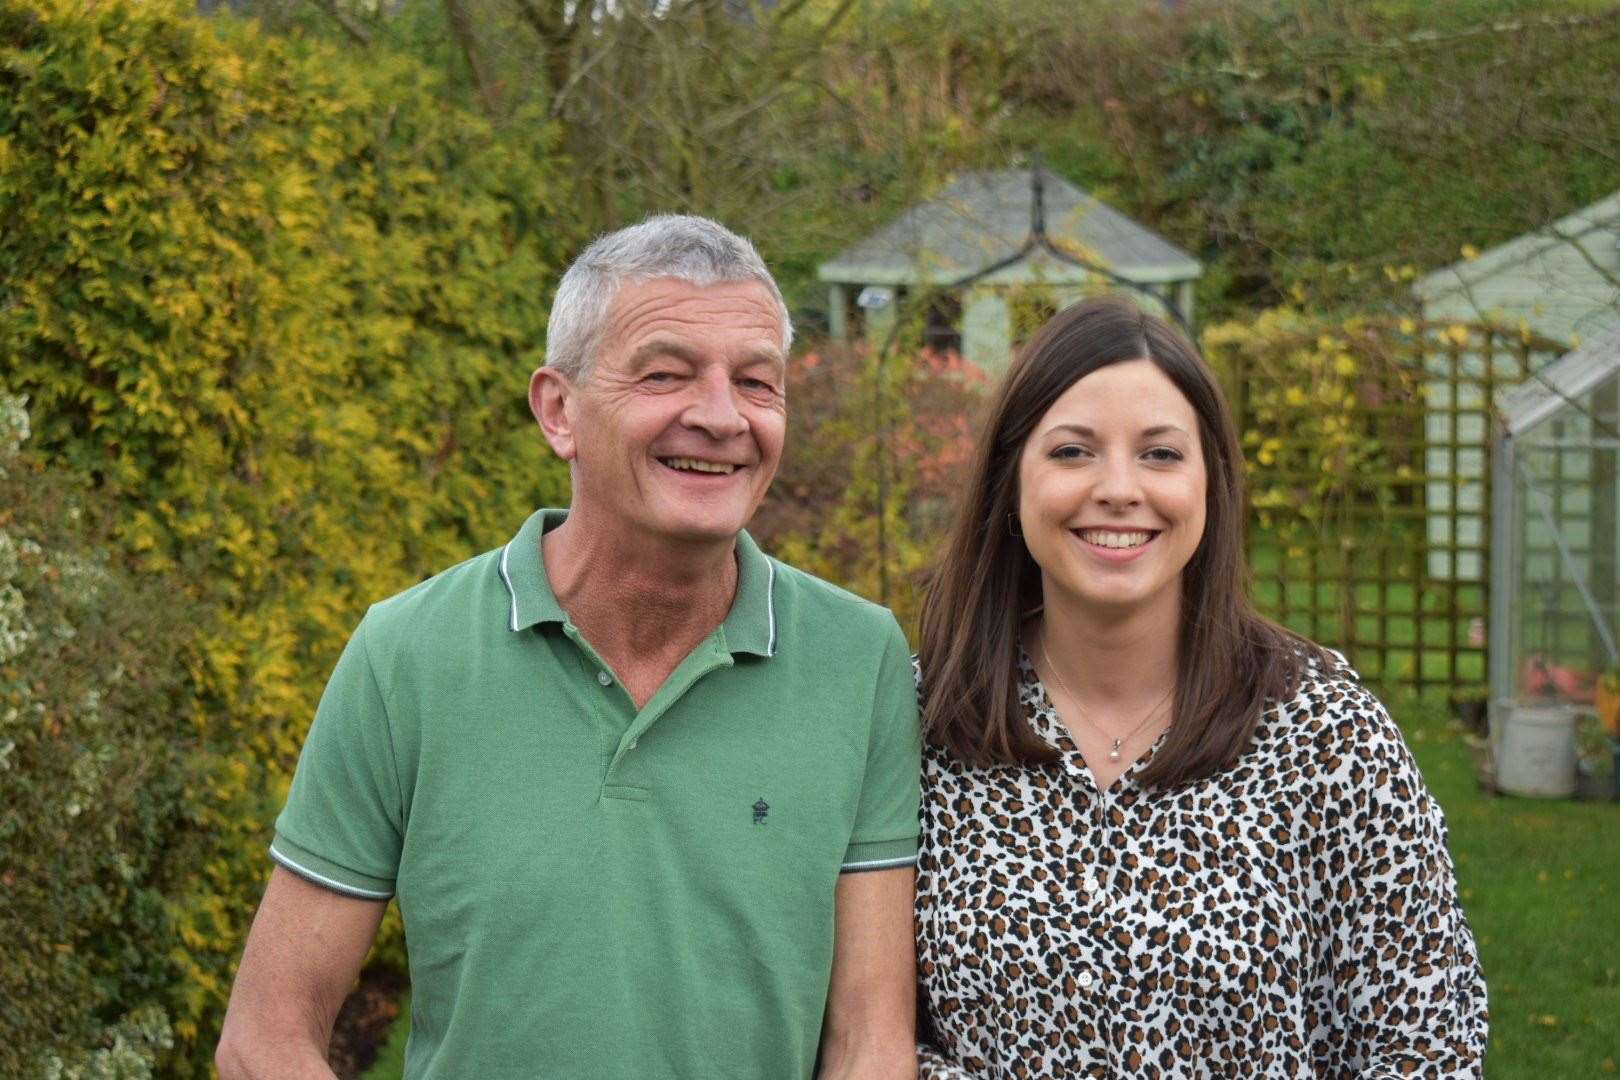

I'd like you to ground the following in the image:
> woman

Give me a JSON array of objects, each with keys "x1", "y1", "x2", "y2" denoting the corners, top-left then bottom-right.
[{"x1": 914, "y1": 297, "x2": 1485, "y2": 1078}]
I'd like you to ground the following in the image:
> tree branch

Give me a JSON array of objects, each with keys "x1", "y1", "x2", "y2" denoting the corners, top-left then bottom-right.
[
  {"x1": 312, "y1": 0, "x2": 372, "y2": 46},
  {"x1": 444, "y1": 0, "x2": 498, "y2": 116}
]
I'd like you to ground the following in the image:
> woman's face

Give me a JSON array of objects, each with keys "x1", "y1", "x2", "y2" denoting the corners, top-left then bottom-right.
[{"x1": 1016, "y1": 358, "x2": 1207, "y2": 623}]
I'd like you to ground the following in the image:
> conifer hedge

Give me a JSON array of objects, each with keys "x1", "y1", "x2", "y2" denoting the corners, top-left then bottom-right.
[{"x1": 0, "y1": 1, "x2": 577, "y2": 1070}]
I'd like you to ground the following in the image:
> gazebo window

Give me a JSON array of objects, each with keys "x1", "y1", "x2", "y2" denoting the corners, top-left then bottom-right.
[{"x1": 922, "y1": 294, "x2": 962, "y2": 354}]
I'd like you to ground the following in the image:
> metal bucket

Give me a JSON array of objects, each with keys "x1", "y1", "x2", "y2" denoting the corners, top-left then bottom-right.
[{"x1": 1493, "y1": 701, "x2": 1579, "y2": 798}]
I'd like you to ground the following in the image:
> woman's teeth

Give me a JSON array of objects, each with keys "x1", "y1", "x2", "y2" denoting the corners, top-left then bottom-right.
[
  {"x1": 1078, "y1": 529, "x2": 1153, "y2": 549},
  {"x1": 663, "y1": 457, "x2": 738, "y2": 475}
]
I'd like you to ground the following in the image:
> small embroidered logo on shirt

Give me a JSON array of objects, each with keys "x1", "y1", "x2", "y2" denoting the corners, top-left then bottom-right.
[{"x1": 752, "y1": 797, "x2": 770, "y2": 825}]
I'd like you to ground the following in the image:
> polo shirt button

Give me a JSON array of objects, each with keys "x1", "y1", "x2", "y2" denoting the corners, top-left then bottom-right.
[
  {"x1": 1077, "y1": 969, "x2": 1096, "y2": 989},
  {"x1": 596, "y1": 670, "x2": 612, "y2": 686}
]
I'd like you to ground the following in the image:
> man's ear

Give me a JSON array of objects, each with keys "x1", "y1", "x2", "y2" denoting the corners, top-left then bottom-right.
[{"x1": 530, "y1": 366, "x2": 577, "y2": 462}]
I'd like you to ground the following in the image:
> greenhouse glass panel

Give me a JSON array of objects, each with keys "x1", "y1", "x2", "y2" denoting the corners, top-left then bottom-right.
[{"x1": 1489, "y1": 330, "x2": 1620, "y2": 796}]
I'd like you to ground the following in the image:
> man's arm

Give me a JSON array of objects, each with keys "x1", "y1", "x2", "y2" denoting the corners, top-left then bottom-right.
[
  {"x1": 216, "y1": 867, "x2": 388, "y2": 1080},
  {"x1": 819, "y1": 866, "x2": 918, "y2": 1080}
]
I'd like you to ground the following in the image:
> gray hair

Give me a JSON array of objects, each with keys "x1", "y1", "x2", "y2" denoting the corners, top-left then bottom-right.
[{"x1": 545, "y1": 214, "x2": 793, "y2": 380}]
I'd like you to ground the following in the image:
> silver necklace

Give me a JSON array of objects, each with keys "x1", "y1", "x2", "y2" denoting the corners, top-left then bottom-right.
[{"x1": 1038, "y1": 633, "x2": 1174, "y2": 763}]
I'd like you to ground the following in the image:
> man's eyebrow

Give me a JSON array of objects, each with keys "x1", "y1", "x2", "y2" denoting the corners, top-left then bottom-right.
[
  {"x1": 626, "y1": 339, "x2": 786, "y2": 373},
  {"x1": 626, "y1": 339, "x2": 704, "y2": 368},
  {"x1": 743, "y1": 346, "x2": 787, "y2": 373}
]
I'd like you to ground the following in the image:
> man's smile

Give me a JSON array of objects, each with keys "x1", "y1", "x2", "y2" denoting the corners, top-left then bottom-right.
[{"x1": 658, "y1": 456, "x2": 743, "y2": 475}]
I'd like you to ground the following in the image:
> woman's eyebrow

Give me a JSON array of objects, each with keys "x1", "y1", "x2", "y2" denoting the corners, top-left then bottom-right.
[{"x1": 1043, "y1": 423, "x2": 1190, "y2": 438}]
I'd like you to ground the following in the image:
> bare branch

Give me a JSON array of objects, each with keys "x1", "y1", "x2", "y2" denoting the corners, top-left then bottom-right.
[
  {"x1": 311, "y1": 0, "x2": 372, "y2": 46},
  {"x1": 444, "y1": 0, "x2": 498, "y2": 116}
]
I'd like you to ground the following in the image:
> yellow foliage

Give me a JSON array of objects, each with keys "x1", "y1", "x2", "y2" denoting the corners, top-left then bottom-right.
[{"x1": 1, "y1": 1, "x2": 579, "y2": 1071}]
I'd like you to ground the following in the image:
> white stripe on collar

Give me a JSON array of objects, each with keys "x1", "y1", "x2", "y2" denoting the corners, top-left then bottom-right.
[
  {"x1": 499, "y1": 540, "x2": 519, "y2": 632},
  {"x1": 765, "y1": 558, "x2": 777, "y2": 656}
]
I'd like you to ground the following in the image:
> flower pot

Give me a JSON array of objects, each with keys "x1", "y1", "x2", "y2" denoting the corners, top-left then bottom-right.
[{"x1": 1493, "y1": 701, "x2": 1579, "y2": 798}]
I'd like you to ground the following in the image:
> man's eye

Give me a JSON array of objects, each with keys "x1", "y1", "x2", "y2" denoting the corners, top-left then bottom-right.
[
  {"x1": 740, "y1": 378, "x2": 777, "y2": 393},
  {"x1": 644, "y1": 371, "x2": 678, "y2": 383}
]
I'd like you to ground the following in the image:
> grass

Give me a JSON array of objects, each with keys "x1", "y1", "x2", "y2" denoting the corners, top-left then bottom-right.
[
  {"x1": 354, "y1": 707, "x2": 1619, "y2": 1080},
  {"x1": 1397, "y1": 698, "x2": 1620, "y2": 1077},
  {"x1": 358, "y1": 993, "x2": 409, "y2": 1080}
]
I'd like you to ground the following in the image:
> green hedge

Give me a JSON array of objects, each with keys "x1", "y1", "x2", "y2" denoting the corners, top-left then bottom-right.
[
  {"x1": 0, "y1": 1, "x2": 578, "y2": 1070},
  {"x1": 0, "y1": 395, "x2": 193, "y2": 1078}
]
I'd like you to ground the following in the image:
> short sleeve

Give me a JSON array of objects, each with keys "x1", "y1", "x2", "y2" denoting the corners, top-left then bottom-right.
[
  {"x1": 270, "y1": 613, "x2": 403, "y2": 899},
  {"x1": 1309, "y1": 693, "x2": 1487, "y2": 1076},
  {"x1": 840, "y1": 614, "x2": 922, "y2": 872}
]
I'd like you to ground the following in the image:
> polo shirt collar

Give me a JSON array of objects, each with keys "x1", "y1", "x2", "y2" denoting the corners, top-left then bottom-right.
[
  {"x1": 720, "y1": 528, "x2": 777, "y2": 658},
  {"x1": 498, "y1": 509, "x2": 570, "y2": 632},
  {"x1": 497, "y1": 509, "x2": 778, "y2": 658}
]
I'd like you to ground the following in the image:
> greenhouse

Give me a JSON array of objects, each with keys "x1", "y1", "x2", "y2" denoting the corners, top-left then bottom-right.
[{"x1": 1490, "y1": 328, "x2": 1620, "y2": 797}]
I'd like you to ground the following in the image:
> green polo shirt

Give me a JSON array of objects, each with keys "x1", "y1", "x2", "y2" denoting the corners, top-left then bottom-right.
[{"x1": 271, "y1": 508, "x2": 921, "y2": 1080}]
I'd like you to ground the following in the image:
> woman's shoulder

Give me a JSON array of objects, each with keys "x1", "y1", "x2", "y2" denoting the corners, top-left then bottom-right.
[{"x1": 1257, "y1": 648, "x2": 1431, "y2": 810}]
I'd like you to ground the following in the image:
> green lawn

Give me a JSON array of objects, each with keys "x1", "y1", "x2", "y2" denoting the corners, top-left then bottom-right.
[
  {"x1": 358, "y1": 704, "x2": 1619, "y2": 1080},
  {"x1": 359, "y1": 993, "x2": 408, "y2": 1080},
  {"x1": 1399, "y1": 698, "x2": 1620, "y2": 1077}
]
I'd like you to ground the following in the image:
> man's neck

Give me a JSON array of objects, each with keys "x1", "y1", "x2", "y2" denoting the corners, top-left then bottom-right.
[{"x1": 541, "y1": 510, "x2": 740, "y2": 705}]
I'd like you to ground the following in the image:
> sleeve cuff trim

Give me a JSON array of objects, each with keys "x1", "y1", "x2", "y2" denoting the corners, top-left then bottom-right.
[
  {"x1": 270, "y1": 843, "x2": 394, "y2": 900},
  {"x1": 840, "y1": 854, "x2": 919, "y2": 873}
]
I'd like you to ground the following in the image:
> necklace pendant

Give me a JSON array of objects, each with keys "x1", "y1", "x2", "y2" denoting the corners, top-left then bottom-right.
[{"x1": 1108, "y1": 740, "x2": 1123, "y2": 762}]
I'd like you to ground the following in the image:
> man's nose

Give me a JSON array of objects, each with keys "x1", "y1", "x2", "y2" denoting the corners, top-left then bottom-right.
[{"x1": 682, "y1": 370, "x2": 749, "y2": 440}]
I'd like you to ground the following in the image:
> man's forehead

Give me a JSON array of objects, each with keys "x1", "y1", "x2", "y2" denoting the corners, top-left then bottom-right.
[{"x1": 605, "y1": 278, "x2": 785, "y2": 348}]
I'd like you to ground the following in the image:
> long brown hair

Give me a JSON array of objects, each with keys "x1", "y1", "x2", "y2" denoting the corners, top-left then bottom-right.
[{"x1": 918, "y1": 296, "x2": 1328, "y2": 788}]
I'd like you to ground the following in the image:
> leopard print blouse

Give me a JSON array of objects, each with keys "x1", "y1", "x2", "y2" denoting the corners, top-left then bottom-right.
[{"x1": 915, "y1": 655, "x2": 1487, "y2": 1078}]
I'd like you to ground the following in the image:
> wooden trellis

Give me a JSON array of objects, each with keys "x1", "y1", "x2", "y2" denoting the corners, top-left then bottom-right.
[{"x1": 1215, "y1": 319, "x2": 1567, "y2": 695}]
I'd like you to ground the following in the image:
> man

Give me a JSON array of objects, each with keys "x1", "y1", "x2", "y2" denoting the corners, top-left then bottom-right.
[{"x1": 215, "y1": 216, "x2": 921, "y2": 1079}]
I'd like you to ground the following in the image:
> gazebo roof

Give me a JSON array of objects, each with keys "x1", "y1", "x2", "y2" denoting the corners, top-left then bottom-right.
[
  {"x1": 1497, "y1": 326, "x2": 1620, "y2": 436},
  {"x1": 818, "y1": 168, "x2": 1201, "y2": 287}
]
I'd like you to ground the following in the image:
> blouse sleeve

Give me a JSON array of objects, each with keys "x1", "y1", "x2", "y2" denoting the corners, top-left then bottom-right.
[
  {"x1": 918, "y1": 1043, "x2": 980, "y2": 1079},
  {"x1": 1310, "y1": 691, "x2": 1487, "y2": 1078}
]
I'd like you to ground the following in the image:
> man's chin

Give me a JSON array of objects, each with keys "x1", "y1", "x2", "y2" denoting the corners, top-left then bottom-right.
[{"x1": 652, "y1": 511, "x2": 752, "y2": 546}]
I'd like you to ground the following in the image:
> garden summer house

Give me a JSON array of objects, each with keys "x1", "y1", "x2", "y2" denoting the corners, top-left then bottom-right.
[
  {"x1": 818, "y1": 167, "x2": 1202, "y2": 372},
  {"x1": 1416, "y1": 190, "x2": 1620, "y2": 581}
]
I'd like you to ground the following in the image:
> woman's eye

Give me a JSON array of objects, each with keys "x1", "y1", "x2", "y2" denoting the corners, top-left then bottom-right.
[
  {"x1": 1144, "y1": 447, "x2": 1184, "y2": 463},
  {"x1": 1049, "y1": 445, "x2": 1089, "y2": 461}
]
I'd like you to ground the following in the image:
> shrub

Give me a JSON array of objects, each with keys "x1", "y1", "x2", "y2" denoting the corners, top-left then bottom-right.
[
  {"x1": 0, "y1": 394, "x2": 195, "y2": 1078},
  {"x1": 1, "y1": 2, "x2": 577, "y2": 1069},
  {"x1": 752, "y1": 343, "x2": 987, "y2": 634}
]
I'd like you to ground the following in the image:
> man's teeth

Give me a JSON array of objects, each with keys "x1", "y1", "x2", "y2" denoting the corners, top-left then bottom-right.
[
  {"x1": 1079, "y1": 529, "x2": 1153, "y2": 549},
  {"x1": 663, "y1": 457, "x2": 738, "y2": 475}
]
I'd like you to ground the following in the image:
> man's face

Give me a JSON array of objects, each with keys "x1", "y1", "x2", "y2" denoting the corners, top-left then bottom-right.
[{"x1": 552, "y1": 277, "x2": 788, "y2": 547}]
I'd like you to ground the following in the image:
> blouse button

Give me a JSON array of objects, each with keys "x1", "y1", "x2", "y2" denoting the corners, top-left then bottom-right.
[
  {"x1": 1076, "y1": 969, "x2": 1096, "y2": 989},
  {"x1": 1083, "y1": 875, "x2": 1101, "y2": 895}
]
